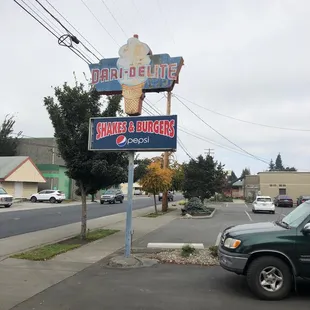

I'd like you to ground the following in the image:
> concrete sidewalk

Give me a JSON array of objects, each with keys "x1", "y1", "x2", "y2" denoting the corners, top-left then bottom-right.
[{"x1": 0, "y1": 203, "x2": 180, "y2": 310}]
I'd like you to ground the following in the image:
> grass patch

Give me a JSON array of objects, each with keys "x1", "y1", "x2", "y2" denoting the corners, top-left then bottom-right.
[
  {"x1": 143, "y1": 208, "x2": 177, "y2": 218},
  {"x1": 11, "y1": 229, "x2": 119, "y2": 261},
  {"x1": 209, "y1": 245, "x2": 218, "y2": 258}
]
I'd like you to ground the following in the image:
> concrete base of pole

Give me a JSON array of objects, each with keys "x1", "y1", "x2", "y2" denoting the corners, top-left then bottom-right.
[{"x1": 108, "y1": 255, "x2": 158, "y2": 268}]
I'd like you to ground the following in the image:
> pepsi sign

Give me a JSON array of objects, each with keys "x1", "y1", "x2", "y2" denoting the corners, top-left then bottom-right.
[{"x1": 88, "y1": 115, "x2": 177, "y2": 151}]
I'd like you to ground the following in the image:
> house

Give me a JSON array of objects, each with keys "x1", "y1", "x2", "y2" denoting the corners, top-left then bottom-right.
[
  {"x1": 244, "y1": 171, "x2": 310, "y2": 201},
  {"x1": 231, "y1": 179, "x2": 244, "y2": 198},
  {"x1": 0, "y1": 156, "x2": 46, "y2": 199}
]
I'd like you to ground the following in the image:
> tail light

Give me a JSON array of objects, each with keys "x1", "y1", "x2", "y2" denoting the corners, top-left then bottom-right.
[{"x1": 302, "y1": 200, "x2": 305, "y2": 203}]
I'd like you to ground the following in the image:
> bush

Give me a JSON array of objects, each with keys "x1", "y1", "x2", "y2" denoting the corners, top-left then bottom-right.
[
  {"x1": 209, "y1": 245, "x2": 218, "y2": 258},
  {"x1": 187, "y1": 197, "x2": 204, "y2": 209},
  {"x1": 178, "y1": 200, "x2": 186, "y2": 206},
  {"x1": 181, "y1": 244, "x2": 196, "y2": 257}
]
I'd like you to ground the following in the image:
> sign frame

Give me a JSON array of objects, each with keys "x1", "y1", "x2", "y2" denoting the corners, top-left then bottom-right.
[{"x1": 88, "y1": 115, "x2": 178, "y2": 152}]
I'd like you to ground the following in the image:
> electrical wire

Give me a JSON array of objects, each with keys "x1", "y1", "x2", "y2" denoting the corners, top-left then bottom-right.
[
  {"x1": 175, "y1": 94, "x2": 310, "y2": 132},
  {"x1": 156, "y1": 0, "x2": 175, "y2": 45},
  {"x1": 100, "y1": 0, "x2": 128, "y2": 38},
  {"x1": 173, "y1": 94, "x2": 270, "y2": 165},
  {"x1": 45, "y1": 0, "x2": 104, "y2": 60},
  {"x1": 80, "y1": 0, "x2": 120, "y2": 47}
]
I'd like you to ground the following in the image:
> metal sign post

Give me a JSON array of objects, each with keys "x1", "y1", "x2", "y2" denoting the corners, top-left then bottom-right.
[{"x1": 125, "y1": 151, "x2": 135, "y2": 257}]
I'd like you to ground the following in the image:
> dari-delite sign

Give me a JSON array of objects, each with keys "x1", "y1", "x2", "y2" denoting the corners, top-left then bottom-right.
[
  {"x1": 88, "y1": 115, "x2": 177, "y2": 151},
  {"x1": 89, "y1": 35, "x2": 183, "y2": 116}
]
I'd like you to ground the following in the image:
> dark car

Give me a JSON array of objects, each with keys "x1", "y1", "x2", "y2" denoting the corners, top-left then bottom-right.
[
  {"x1": 100, "y1": 189, "x2": 124, "y2": 204},
  {"x1": 218, "y1": 200, "x2": 310, "y2": 300},
  {"x1": 158, "y1": 191, "x2": 173, "y2": 201},
  {"x1": 274, "y1": 195, "x2": 293, "y2": 207},
  {"x1": 297, "y1": 195, "x2": 310, "y2": 206}
]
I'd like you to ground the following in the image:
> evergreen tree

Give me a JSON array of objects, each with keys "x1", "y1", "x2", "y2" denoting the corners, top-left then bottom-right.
[
  {"x1": 0, "y1": 115, "x2": 18, "y2": 156},
  {"x1": 269, "y1": 159, "x2": 275, "y2": 171},
  {"x1": 275, "y1": 153, "x2": 284, "y2": 170},
  {"x1": 241, "y1": 167, "x2": 251, "y2": 178}
]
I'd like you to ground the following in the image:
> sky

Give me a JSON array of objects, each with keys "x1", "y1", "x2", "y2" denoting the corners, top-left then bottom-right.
[{"x1": 1, "y1": 0, "x2": 310, "y2": 177}]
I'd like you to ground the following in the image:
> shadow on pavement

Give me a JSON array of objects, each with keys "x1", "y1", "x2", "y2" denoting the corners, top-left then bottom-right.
[{"x1": 11, "y1": 263, "x2": 310, "y2": 310}]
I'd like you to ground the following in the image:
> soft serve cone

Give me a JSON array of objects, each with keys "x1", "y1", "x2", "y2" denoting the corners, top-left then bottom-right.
[{"x1": 121, "y1": 82, "x2": 145, "y2": 116}]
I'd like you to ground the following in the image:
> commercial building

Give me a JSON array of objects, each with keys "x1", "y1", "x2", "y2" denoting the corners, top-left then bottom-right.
[
  {"x1": 244, "y1": 172, "x2": 310, "y2": 201},
  {"x1": 0, "y1": 156, "x2": 46, "y2": 198}
]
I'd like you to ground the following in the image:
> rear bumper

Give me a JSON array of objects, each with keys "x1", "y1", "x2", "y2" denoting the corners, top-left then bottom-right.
[
  {"x1": 218, "y1": 246, "x2": 249, "y2": 274},
  {"x1": 277, "y1": 202, "x2": 293, "y2": 207},
  {"x1": 253, "y1": 205, "x2": 275, "y2": 211}
]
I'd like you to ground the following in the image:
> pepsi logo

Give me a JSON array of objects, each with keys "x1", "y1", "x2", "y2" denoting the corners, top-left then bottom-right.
[{"x1": 116, "y1": 135, "x2": 127, "y2": 147}]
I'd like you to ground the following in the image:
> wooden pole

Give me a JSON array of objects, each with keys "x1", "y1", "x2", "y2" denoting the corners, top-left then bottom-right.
[{"x1": 162, "y1": 91, "x2": 172, "y2": 212}]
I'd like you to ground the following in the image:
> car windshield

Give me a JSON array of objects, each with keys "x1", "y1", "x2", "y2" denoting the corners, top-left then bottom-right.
[
  {"x1": 281, "y1": 201, "x2": 310, "y2": 228},
  {"x1": 257, "y1": 197, "x2": 271, "y2": 202},
  {"x1": 0, "y1": 188, "x2": 7, "y2": 195},
  {"x1": 105, "y1": 190, "x2": 116, "y2": 194}
]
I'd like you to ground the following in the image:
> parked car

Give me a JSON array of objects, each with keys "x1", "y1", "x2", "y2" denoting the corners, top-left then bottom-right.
[
  {"x1": 297, "y1": 195, "x2": 310, "y2": 206},
  {"x1": 134, "y1": 189, "x2": 142, "y2": 195},
  {"x1": 274, "y1": 195, "x2": 293, "y2": 208},
  {"x1": 100, "y1": 189, "x2": 124, "y2": 204},
  {"x1": 218, "y1": 200, "x2": 310, "y2": 300},
  {"x1": 30, "y1": 190, "x2": 66, "y2": 203},
  {"x1": 252, "y1": 196, "x2": 275, "y2": 214},
  {"x1": 158, "y1": 191, "x2": 173, "y2": 201},
  {"x1": 0, "y1": 187, "x2": 13, "y2": 208}
]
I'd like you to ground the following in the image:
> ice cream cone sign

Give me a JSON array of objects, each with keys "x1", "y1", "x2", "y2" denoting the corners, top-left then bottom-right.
[
  {"x1": 117, "y1": 35, "x2": 151, "y2": 116},
  {"x1": 89, "y1": 36, "x2": 184, "y2": 108}
]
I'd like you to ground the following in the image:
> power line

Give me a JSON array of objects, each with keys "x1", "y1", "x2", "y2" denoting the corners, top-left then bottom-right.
[
  {"x1": 80, "y1": 0, "x2": 120, "y2": 47},
  {"x1": 175, "y1": 94, "x2": 310, "y2": 132},
  {"x1": 156, "y1": 0, "x2": 175, "y2": 45},
  {"x1": 100, "y1": 0, "x2": 128, "y2": 38},
  {"x1": 173, "y1": 94, "x2": 270, "y2": 165},
  {"x1": 45, "y1": 0, "x2": 104, "y2": 60}
]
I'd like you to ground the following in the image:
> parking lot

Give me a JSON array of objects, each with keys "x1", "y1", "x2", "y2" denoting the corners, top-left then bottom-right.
[{"x1": 133, "y1": 202, "x2": 293, "y2": 248}]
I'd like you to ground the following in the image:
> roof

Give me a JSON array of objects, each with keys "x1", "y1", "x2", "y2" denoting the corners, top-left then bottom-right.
[
  {"x1": 232, "y1": 179, "x2": 244, "y2": 187},
  {"x1": 0, "y1": 156, "x2": 28, "y2": 179}
]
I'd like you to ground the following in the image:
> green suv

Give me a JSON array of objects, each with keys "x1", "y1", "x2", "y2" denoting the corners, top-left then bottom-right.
[{"x1": 218, "y1": 201, "x2": 310, "y2": 300}]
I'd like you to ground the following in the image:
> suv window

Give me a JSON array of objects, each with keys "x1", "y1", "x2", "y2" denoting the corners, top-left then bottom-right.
[
  {"x1": 39, "y1": 190, "x2": 46, "y2": 194},
  {"x1": 282, "y1": 201, "x2": 310, "y2": 228},
  {"x1": 257, "y1": 197, "x2": 271, "y2": 202},
  {"x1": 0, "y1": 188, "x2": 8, "y2": 195}
]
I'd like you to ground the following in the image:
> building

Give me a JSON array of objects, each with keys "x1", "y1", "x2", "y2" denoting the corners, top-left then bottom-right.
[
  {"x1": 0, "y1": 156, "x2": 46, "y2": 198},
  {"x1": 244, "y1": 172, "x2": 310, "y2": 201},
  {"x1": 231, "y1": 179, "x2": 244, "y2": 198}
]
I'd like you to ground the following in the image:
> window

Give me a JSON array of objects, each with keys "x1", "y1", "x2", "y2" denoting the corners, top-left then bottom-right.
[
  {"x1": 257, "y1": 197, "x2": 272, "y2": 202},
  {"x1": 279, "y1": 188, "x2": 287, "y2": 195},
  {"x1": 0, "y1": 188, "x2": 8, "y2": 195},
  {"x1": 282, "y1": 201, "x2": 310, "y2": 228}
]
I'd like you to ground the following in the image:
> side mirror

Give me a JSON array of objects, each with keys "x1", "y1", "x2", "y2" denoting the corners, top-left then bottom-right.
[{"x1": 302, "y1": 223, "x2": 310, "y2": 234}]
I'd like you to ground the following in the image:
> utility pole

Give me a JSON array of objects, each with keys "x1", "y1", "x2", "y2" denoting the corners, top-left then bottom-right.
[
  {"x1": 204, "y1": 148, "x2": 214, "y2": 157},
  {"x1": 51, "y1": 145, "x2": 55, "y2": 190},
  {"x1": 162, "y1": 91, "x2": 172, "y2": 212}
]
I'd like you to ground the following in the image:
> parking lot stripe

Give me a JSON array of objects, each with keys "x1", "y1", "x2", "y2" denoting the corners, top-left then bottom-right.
[
  {"x1": 244, "y1": 210, "x2": 253, "y2": 222},
  {"x1": 215, "y1": 232, "x2": 221, "y2": 246}
]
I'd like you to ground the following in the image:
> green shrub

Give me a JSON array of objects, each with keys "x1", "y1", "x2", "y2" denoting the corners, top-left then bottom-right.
[
  {"x1": 187, "y1": 197, "x2": 203, "y2": 209},
  {"x1": 178, "y1": 200, "x2": 186, "y2": 206},
  {"x1": 209, "y1": 245, "x2": 218, "y2": 258},
  {"x1": 181, "y1": 244, "x2": 196, "y2": 257}
]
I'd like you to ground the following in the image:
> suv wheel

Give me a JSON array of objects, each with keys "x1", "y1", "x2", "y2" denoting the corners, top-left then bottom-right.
[
  {"x1": 49, "y1": 197, "x2": 56, "y2": 203},
  {"x1": 30, "y1": 196, "x2": 37, "y2": 203},
  {"x1": 4, "y1": 204, "x2": 11, "y2": 208},
  {"x1": 246, "y1": 256, "x2": 292, "y2": 300},
  {"x1": 112, "y1": 198, "x2": 116, "y2": 204}
]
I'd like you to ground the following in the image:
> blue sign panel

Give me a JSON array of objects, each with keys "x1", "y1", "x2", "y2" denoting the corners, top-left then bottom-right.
[
  {"x1": 89, "y1": 54, "x2": 183, "y2": 95},
  {"x1": 88, "y1": 115, "x2": 177, "y2": 151}
]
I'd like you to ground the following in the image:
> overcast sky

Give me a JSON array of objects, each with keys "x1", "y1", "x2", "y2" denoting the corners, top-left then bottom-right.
[{"x1": 1, "y1": 0, "x2": 310, "y2": 176}]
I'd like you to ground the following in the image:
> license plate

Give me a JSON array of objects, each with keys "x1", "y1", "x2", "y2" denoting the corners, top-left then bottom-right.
[{"x1": 284, "y1": 200, "x2": 288, "y2": 202}]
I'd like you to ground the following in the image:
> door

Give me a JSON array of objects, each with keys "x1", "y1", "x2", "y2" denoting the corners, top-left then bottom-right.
[
  {"x1": 14, "y1": 182, "x2": 23, "y2": 198},
  {"x1": 296, "y1": 221, "x2": 310, "y2": 277},
  {"x1": 37, "y1": 190, "x2": 47, "y2": 201}
]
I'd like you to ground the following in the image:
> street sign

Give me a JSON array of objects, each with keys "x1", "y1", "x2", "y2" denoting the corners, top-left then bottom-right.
[{"x1": 88, "y1": 115, "x2": 177, "y2": 152}]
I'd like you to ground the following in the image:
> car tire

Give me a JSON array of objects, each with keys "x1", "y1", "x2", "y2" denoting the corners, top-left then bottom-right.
[
  {"x1": 246, "y1": 256, "x2": 292, "y2": 300},
  {"x1": 271, "y1": 211, "x2": 275, "y2": 214},
  {"x1": 4, "y1": 204, "x2": 11, "y2": 208},
  {"x1": 112, "y1": 199, "x2": 116, "y2": 204},
  {"x1": 57, "y1": 201, "x2": 62, "y2": 204},
  {"x1": 49, "y1": 197, "x2": 56, "y2": 203},
  {"x1": 120, "y1": 199, "x2": 123, "y2": 203},
  {"x1": 100, "y1": 201, "x2": 104, "y2": 205},
  {"x1": 252, "y1": 209, "x2": 256, "y2": 213},
  {"x1": 30, "y1": 196, "x2": 37, "y2": 203}
]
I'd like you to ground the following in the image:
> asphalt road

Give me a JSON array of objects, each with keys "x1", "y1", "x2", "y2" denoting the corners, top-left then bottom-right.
[
  {"x1": 0, "y1": 194, "x2": 182, "y2": 239},
  {"x1": 11, "y1": 262, "x2": 310, "y2": 310}
]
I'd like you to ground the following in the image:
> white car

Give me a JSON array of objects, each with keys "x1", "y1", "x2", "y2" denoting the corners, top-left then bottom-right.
[
  {"x1": 0, "y1": 187, "x2": 13, "y2": 208},
  {"x1": 252, "y1": 195, "x2": 275, "y2": 214},
  {"x1": 30, "y1": 190, "x2": 66, "y2": 203}
]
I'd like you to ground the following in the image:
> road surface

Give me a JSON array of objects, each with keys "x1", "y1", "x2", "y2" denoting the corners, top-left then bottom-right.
[{"x1": 0, "y1": 194, "x2": 182, "y2": 239}]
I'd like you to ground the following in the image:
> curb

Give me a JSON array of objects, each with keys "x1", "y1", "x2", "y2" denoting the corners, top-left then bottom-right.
[
  {"x1": 147, "y1": 243, "x2": 204, "y2": 249},
  {"x1": 179, "y1": 208, "x2": 216, "y2": 219}
]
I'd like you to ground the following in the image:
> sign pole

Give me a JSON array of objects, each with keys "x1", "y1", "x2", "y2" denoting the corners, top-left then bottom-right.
[
  {"x1": 162, "y1": 91, "x2": 172, "y2": 211},
  {"x1": 125, "y1": 150, "x2": 135, "y2": 257}
]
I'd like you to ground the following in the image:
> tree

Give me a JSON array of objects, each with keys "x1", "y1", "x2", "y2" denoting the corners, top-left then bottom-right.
[
  {"x1": 183, "y1": 155, "x2": 226, "y2": 202},
  {"x1": 275, "y1": 153, "x2": 284, "y2": 170},
  {"x1": 171, "y1": 161, "x2": 185, "y2": 192},
  {"x1": 134, "y1": 158, "x2": 151, "y2": 182},
  {"x1": 0, "y1": 115, "x2": 18, "y2": 156},
  {"x1": 44, "y1": 82, "x2": 128, "y2": 239},
  {"x1": 241, "y1": 167, "x2": 251, "y2": 178},
  {"x1": 139, "y1": 161, "x2": 173, "y2": 214},
  {"x1": 269, "y1": 159, "x2": 275, "y2": 171}
]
